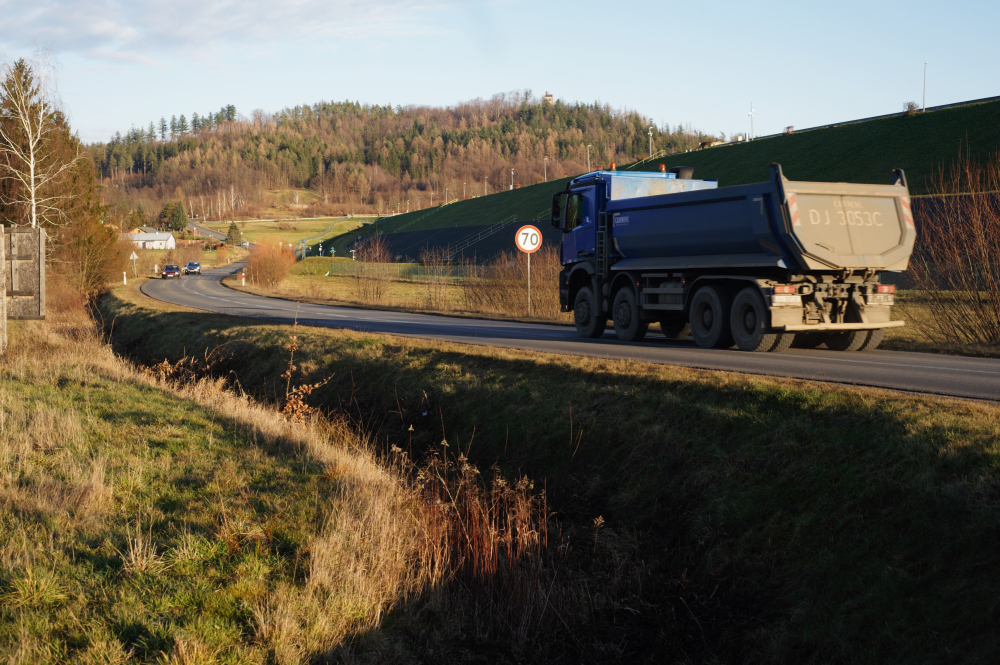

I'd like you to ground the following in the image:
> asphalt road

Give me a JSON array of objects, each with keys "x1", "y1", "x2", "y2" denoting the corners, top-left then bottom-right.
[{"x1": 140, "y1": 266, "x2": 1000, "y2": 402}]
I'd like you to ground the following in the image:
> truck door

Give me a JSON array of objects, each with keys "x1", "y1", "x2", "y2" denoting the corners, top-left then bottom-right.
[{"x1": 564, "y1": 188, "x2": 596, "y2": 262}]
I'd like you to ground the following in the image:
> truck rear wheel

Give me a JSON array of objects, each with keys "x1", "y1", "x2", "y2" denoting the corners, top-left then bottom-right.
[
  {"x1": 858, "y1": 328, "x2": 886, "y2": 351},
  {"x1": 824, "y1": 330, "x2": 868, "y2": 351},
  {"x1": 770, "y1": 333, "x2": 796, "y2": 352},
  {"x1": 690, "y1": 286, "x2": 734, "y2": 349},
  {"x1": 612, "y1": 288, "x2": 648, "y2": 342},
  {"x1": 574, "y1": 287, "x2": 607, "y2": 339},
  {"x1": 730, "y1": 287, "x2": 779, "y2": 352}
]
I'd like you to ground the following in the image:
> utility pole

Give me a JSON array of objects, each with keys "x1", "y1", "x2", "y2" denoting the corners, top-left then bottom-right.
[
  {"x1": 463, "y1": 182, "x2": 466, "y2": 200},
  {"x1": 648, "y1": 126, "x2": 653, "y2": 158},
  {"x1": 484, "y1": 177, "x2": 488, "y2": 196},
  {"x1": 748, "y1": 102, "x2": 754, "y2": 140},
  {"x1": 445, "y1": 188, "x2": 448, "y2": 204},
  {"x1": 544, "y1": 157, "x2": 548, "y2": 182},
  {"x1": 923, "y1": 61, "x2": 930, "y2": 112},
  {"x1": 510, "y1": 168, "x2": 514, "y2": 191},
  {"x1": 587, "y1": 144, "x2": 592, "y2": 172}
]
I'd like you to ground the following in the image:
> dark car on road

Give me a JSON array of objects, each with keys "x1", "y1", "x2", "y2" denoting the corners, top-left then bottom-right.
[
  {"x1": 184, "y1": 261, "x2": 201, "y2": 275},
  {"x1": 162, "y1": 264, "x2": 182, "y2": 279}
]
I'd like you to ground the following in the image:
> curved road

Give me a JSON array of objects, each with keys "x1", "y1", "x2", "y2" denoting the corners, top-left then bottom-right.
[{"x1": 140, "y1": 266, "x2": 1000, "y2": 402}]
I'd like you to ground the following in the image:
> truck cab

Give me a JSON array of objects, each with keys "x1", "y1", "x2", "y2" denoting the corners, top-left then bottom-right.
[{"x1": 551, "y1": 164, "x2": 913, "y2": 352}]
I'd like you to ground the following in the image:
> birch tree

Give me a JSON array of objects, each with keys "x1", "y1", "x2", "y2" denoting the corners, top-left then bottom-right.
[{"x1": 0, "y1": 56, "x2": 79, "y2": 228}]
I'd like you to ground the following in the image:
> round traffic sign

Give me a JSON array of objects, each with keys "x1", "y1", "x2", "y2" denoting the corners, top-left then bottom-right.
[{"x1": 515, "y1": 225, "x2": 542, "y2": 253}]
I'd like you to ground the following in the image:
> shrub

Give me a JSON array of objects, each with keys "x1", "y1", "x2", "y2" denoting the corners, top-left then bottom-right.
[
  {"x1": 907, "y1": 151, "x2": 1000, "y2": 345},
  {"x1": 246, "y1": 242, "x2": 296, "y2": 288}
]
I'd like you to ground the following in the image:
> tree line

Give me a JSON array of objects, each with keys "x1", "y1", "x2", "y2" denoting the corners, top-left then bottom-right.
[{"x1": 89, "y1": 90, "x2": 717, "y2": 223}]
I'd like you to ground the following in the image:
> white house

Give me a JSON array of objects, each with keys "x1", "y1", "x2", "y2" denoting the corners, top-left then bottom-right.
[{"x1": 124, "y1": 232, "x2": 176, "y2": 250}]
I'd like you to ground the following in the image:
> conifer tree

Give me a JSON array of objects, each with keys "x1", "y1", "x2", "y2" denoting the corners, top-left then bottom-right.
[
  {"x1": 178, "y1": 114, "x2": 188, "y2": 134},
  {"x1": 226, "y1": 221, "x2": 241, "y2": 246},
  {"x1": 169, "y1": 200, "x2": 187, "y2": 232},
  {"x1": 159, "y1": 117, "x2": 167, "y2": 141}
]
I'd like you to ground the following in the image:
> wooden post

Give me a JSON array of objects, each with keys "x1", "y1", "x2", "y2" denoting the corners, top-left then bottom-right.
[{"x1": 0, "y1": 228, "x2": 6, "y2": 354}]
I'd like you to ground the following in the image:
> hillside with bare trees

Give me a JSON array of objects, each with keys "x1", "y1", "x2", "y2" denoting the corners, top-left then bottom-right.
[{"x1": 88, "y1": 91, "x2": 716, "y2": 225}]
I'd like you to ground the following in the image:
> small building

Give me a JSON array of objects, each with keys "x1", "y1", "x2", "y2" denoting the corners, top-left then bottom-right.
[
  {"x1": 130, "y1": 226, "x2": 159, "y2": 234},
  {"x1": 124, "y1": 232, "x2": 175, "y2": 250},
  {"x1": 542, "y1": 91, "x2": 554, "y2": 106}
]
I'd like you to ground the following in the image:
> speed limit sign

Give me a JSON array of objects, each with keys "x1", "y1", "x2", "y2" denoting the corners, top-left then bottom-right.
[{"x1": 515, "y1": 225, "x2": 542, "y2": 253}]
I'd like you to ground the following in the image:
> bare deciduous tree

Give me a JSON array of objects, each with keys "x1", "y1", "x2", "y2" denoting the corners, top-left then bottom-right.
[{"x1": 0, "y1": 55, "x2": 79, "y2": 228}]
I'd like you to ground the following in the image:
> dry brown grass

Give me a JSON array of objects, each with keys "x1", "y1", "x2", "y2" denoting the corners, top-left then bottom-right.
[
  {"x1": 460, "y1": 247, "x2": 563, "y2": 319},
  {"x1": 351, "y1": 232, "x2": 394, "y2": 304},
  {"x1": 246, "y1": 242, "x2": 297, "y2": 287}
]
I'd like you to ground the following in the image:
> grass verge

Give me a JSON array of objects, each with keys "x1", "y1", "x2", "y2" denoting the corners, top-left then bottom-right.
[{"x1": 101, "y1": 281, "x2": 1000, "y2": 662}]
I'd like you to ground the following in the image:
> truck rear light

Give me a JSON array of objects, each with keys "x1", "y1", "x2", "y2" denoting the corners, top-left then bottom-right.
[
  {"x1": 773, "y1": 285, "x2": 796, "y2": 294},
  {"x1": 876, "y1": 285, "x2": 895, "y2": 293}
]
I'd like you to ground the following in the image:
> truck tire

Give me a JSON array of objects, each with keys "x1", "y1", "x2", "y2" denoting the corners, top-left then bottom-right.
[
  {"x1": 858, "y1": 328, "x2": 886, "y2": 351},
  {"x1": 574, "y1": 287, "x2": 607, "y2": 339},
  {"x1": 658, "y1": 316, "x2": 690, "y2": 340},
  {"x1": 690, "y1": 286, "x2": 734, "y2": 349},
  {"x1": 612, "y1": 288, "x2": 648, "y2": 342},
  {"x1": 730, "y1": 287, "x2": 779, "y2": 352},
  {"x1": 770, "y1": 333, "x2": 796, "y2": 352},
  {"x1": 824, "y1": 330, "x2": 868, "y2": 351}
]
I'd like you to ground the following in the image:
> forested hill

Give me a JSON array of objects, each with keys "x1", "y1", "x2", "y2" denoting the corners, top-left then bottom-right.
[{"x1": 88, "y1": 91, "x2": 716, "y2": 223}]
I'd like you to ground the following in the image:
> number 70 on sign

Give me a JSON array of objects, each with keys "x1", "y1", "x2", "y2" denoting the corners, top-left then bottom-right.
[{"x1": 515, "y1": 225, "x2": 542, "y2": 253}]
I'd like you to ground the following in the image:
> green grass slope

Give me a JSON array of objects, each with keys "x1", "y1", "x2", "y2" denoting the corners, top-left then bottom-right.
[
  {"x1": 332, "y1": 97, "x2": 1000, "y2": 256},
  {"x1": 635, "y1": 97, "x2": 1000, "y2": 190}
]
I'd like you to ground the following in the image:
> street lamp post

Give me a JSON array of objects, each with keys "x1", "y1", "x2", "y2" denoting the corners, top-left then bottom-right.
[
  {"x1": 445, "y1": 188, "x2": 448, "y2": 204},
  {"x1": 648, "y1": 126, "x2": 653, "y2": 158},
  {"x1": 463, "y1": 182, "x2": 466, "y2": 200},
  {"x1": 587, "y1": 144, "x2": 592, "y2": 172},
  {"x1": 544, "y1": 157, "x2": 548, "y2": 182},
  {"x1": 484, "y1": 177, "x2": 488, "y2": 196},
  {"x1": 417, "y1": 196, "x2": 421, "y2": 210},
  {"x1": 748, "y1": 102, "x2": 754, "y2": 140},
  {"x1": 510, "y1": 168, "x2": 514, "y2": 191},
  {"x1": 923, "y1": 61, "x2": 930, "y2": 112}
]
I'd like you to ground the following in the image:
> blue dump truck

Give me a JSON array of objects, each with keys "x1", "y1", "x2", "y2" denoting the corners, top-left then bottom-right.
[{"x1": 552, "y1": 164, "x2": 915, "y2": 351}]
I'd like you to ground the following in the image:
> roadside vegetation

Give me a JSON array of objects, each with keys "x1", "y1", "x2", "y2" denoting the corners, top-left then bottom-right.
[
  {"x1": 228, "y1": 243, "x2": 571, "y2": 324},
  {"x1": 99, "y1": 281, "x2": 1000, "y2": 662}
]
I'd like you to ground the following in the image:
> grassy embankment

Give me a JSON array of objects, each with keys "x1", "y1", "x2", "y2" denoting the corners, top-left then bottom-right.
[
  {"x1": 97, "y1": 281, "x2": 1000, "y2": 662},
  {"x1": 0, "y1": 288, "x2": 447, "y2": 662}
]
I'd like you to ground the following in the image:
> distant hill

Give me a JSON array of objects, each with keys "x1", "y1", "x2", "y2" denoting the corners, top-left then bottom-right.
[
  {"x1": 336, "y1": 97, "x2": 1000, "y2": 261},
  {"x1": 89, "y1": 91, "x2": 716, "y2": 227}
]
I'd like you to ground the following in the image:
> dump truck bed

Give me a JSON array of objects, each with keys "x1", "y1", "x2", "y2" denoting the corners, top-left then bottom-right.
[{"x1": 607, "y1": 166, "x2": 915, "y2": 272}]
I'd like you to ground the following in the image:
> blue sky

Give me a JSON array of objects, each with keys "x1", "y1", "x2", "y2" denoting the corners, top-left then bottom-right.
[{"x1": 2, "y1": 0, "x2": 997, "y2": 144}]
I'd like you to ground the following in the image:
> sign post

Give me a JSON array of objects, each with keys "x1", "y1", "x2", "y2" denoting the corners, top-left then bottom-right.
[
  {"x1": 130, "y1": 251, "x2": 139, "y2": 277},
  {"x1": 514, "y1": 224, "x2": 542, "y2": 316}
]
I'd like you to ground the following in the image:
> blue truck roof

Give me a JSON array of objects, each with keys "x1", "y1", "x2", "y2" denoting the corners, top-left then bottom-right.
[{"x1": 570, "y1": 170, "x2": 719, "y2": 201}]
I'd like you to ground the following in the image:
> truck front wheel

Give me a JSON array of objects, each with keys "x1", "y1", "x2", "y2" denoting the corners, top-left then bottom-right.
[
  {"x1": 612, "y1": 288, "x2": 648, "y2": 342},
  {"x1": 690, "y1": 286, "x2": 734, "y2": 349},
  {"x1": 730, "y1": 287, "x2": 780, "y2": 352},
  {"x1": 574, "y1": 287, "x2": 607, "y2": 339}
]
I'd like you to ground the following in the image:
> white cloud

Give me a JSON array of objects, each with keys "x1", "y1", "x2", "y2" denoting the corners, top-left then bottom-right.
[{"x1": 0, "y1": 0, "x2": 452, "y2": 62}]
